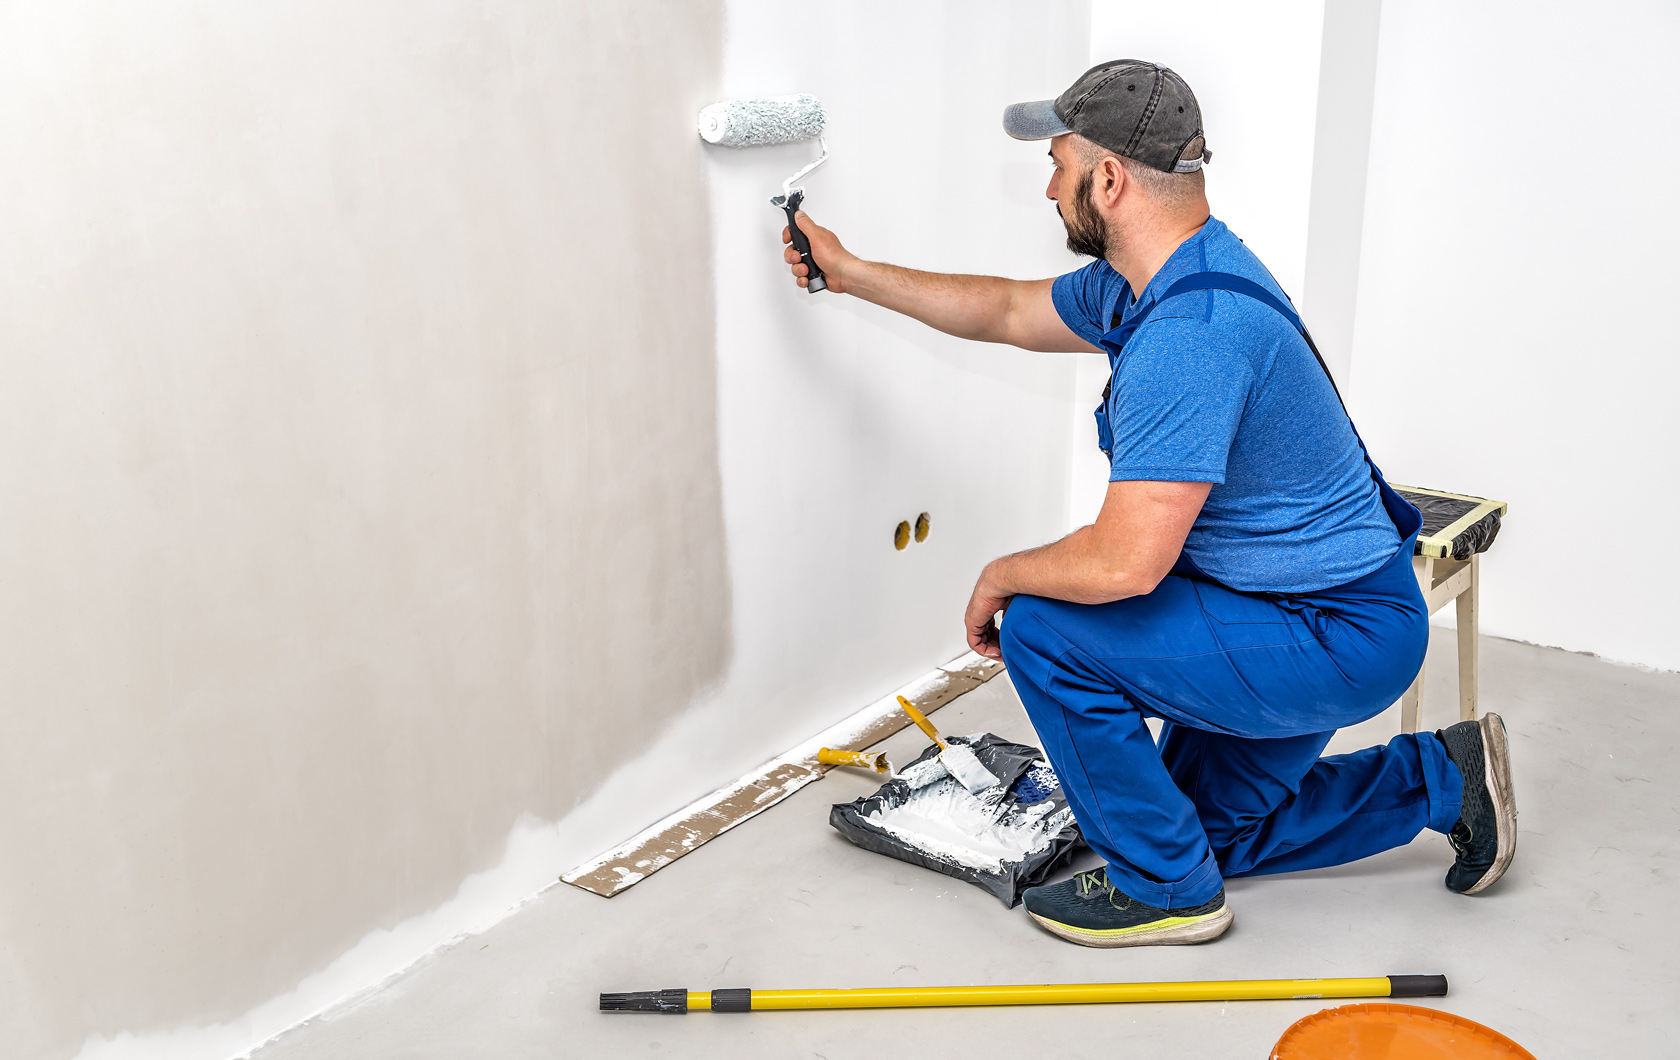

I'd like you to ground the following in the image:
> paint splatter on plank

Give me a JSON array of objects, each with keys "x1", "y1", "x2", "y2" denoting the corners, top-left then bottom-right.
[{"x1": 560, "y1": 651, "x2": 1005, "y2": 898}]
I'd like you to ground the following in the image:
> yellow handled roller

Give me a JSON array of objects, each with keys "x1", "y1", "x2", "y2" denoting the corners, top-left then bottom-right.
[
  {"x1": 600, "y1": 974, "x2": 1448, "y2": 1013},
  {"x1": 815, "y1": 747, "x2": 891, "y2": 774}
]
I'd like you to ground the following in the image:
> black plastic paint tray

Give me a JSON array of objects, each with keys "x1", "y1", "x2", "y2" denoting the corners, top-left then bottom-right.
[{"x1": 828, "y1": 733, "x2": 1083, "y2": 907}]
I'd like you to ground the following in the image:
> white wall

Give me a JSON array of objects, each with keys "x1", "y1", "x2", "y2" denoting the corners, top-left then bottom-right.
[
  {"x1": 1071, "y1": 1, "x2": 1327, "y2": 526},
  {"x1": 1349, "y1": 0, "x2": 1680, "y2": 671},
  {"x1": 0, "y1": 3, "x2": 733, "y2": 1056},
  {"x1": 1300, "y1": 0, "x2": 1384, "y2": 389},
  {"x1": 691, "y1": 0, "x2": 1093, "y2": 771},
  {"x1": 1090, "y1": 1, "x2": 1325, "y2": 303}
]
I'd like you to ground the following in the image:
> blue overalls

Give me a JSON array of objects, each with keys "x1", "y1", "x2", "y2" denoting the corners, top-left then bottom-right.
[{"x1": 1000, "y1": 273, "x2": 1459, "y2": 910}]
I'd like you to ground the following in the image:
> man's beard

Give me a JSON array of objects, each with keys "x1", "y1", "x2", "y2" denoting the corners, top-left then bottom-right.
[{"x1": 1058, "y1": 166, "x2": 1111, "y2": 260}]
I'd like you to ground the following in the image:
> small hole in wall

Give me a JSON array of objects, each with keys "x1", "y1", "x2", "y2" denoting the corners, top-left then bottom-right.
[
  {"x1": 914, "y1": 512, "x2": 930, "y2": 543},
  {"x1": 894, "y1": 521, "x2": 910, "y2": 550}
]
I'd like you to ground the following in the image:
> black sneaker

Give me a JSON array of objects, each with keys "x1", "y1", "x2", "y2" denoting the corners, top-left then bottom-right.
[
  {"x1": 1437, "y1": 712, "x2": 1517, "y2": 894},
  {"x1": 1021, "y1": 867, "x2": 1232, "y2": 948}
]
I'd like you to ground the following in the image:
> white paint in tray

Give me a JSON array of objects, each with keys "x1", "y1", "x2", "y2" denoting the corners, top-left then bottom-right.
[{"x1": 862, "y1": 775, "x2": 1071, "y2": 874}]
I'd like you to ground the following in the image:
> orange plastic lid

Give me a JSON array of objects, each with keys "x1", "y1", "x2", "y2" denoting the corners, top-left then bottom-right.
[{"x1": 1271, "y1": 1003, "x2": 1535, "y2": 1059}]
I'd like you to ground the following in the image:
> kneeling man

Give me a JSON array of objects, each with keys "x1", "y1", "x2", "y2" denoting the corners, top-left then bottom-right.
[{"x1": 782, "y1": 60, "x2": 1517, "y2": 947}]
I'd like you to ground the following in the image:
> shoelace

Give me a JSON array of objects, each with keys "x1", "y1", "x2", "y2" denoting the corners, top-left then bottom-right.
[
  {"x1": 1447, "y1": 820, "x2": 1474, "y2": 857},
  {"x1": 1075, "y1": 869, "x2": 1141, "y2": 912}
]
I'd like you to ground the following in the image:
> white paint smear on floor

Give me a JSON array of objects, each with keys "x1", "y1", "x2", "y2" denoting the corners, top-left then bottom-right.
[
  {"x1": 72, "y1": 813, "x2": 568, "y2": 1060},
  {"x1": 71, "y1": 691, "x2": 767, "y2": 1059},
  {"x1": 73, "y1": 656, "x2": 992, "y2": 1060}
]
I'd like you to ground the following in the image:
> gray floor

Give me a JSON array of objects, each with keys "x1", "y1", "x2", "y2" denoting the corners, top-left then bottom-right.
[{"x1": 256, "y1": 632, "x2": 1679, "y2": 1059}]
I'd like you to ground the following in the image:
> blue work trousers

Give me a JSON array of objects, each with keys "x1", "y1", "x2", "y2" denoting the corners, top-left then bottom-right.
[{"x1": 1000, "y1": 541, "x2": 1459, "y2": 909}]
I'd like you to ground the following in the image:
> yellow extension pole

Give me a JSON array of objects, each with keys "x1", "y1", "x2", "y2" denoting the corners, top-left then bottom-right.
[
  {"x1": 744, "y1": 977, "x2": 1393, "y2": 1010},
  {"x1": 602, "y1": 975, "x2": 1447, "y2": 1015}
]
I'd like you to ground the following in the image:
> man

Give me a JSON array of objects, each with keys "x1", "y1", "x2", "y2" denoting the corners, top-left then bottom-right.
[{"x1": 782, "y1": 60, "x2": 1517, "y2": 948}]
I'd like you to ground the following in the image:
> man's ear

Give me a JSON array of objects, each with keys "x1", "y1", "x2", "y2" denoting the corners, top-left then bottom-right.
[{"x1": 1096, "y1": 155, "x2": 1127, "y2": 208}]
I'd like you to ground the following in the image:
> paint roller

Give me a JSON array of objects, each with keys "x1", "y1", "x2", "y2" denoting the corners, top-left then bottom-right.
[
  {"x1": 815, "y1": 747, "x2": 892, "y2": 774},
  {"x1": 696, "y1": 94, "x2": 830, "y2": 292}
]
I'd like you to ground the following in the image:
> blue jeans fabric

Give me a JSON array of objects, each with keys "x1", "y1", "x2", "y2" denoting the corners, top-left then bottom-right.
[{"x1": 999, "y1": 540, "x2": 1458, "y2": 909}]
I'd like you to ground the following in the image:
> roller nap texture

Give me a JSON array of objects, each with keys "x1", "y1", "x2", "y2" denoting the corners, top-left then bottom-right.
[{"x1": 697, "y1": 94, "x2": 825, "y2": 148}]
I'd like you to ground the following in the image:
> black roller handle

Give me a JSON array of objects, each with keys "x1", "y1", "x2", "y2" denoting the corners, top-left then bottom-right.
[{"x1": 778, "y1": 189, "x2": 827, "y2": 293}]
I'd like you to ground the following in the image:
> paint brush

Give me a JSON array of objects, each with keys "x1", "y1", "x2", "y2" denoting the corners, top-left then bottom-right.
[{"x1": 895, "y1": 695, "x2": 1000, "y2": 794}]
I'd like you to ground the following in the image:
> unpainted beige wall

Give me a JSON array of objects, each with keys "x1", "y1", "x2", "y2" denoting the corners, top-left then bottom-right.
[{"x1": 0, "y1": 3, "x2": 727, "y2": 1055}]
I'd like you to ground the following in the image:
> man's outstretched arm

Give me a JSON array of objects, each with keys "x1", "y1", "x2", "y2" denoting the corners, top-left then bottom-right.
[
  {"x1": 964, "y1": 479, "x2": 1212, "y2": 658},
  {"x1": 782, "y1": 211, "x2": 1099, "y2": 354}
]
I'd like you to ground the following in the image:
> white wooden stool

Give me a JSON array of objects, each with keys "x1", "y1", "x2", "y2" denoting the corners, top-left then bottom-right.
[{"x1": 1390, "y1": 486, "x2": 1509, "y2": 734}]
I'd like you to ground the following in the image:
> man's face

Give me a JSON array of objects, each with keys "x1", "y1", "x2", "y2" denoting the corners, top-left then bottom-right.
[{"x1": 1047, "y1": 136, "x2": 1110, "y2": 261}]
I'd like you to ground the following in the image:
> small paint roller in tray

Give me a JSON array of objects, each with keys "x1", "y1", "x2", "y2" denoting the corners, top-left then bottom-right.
[
  {"x1": 696, "y1": 94, "x2": 830, "y2": 292},
  {"x1": 814, "y1": 747, "x2": 891, "y2": 775}
]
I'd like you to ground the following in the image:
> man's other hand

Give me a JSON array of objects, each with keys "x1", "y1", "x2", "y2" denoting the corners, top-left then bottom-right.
[
  {"x1": 964, "y1": 565, "x2": 1012, "y2": 659},
  {"x1": 962, "y1": 480, "x2": 1212, "y2": 659},
  {"x1": 782, "y1": 211, "x2": 855, "y2": 293}
]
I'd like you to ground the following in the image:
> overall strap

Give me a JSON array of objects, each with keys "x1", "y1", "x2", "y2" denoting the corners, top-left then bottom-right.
[
  {"x1": 1100, "y1": 270, "x2": 1420, "y2": 541},
  {"x1": 1109, "y1": 271, "x2": 1344, "y2": 408}
]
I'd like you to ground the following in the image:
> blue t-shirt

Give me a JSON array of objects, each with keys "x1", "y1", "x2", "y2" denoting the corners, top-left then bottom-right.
[{"x1": 1051, "y1": 217, "x2": 1398, "y2": 593}]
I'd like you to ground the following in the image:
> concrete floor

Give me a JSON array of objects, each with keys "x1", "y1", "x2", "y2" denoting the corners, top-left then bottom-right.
[{"x1": 255, "y1": 632, "x2": 1679, "y2": 1059}]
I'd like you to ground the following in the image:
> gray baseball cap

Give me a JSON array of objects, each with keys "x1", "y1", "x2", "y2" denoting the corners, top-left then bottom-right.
[{"x1": 1003, "y1": 59, "x2": 1211, "y2": 174}]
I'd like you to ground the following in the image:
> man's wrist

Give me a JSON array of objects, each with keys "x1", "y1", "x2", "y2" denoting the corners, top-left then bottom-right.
[
  {"x1": 980, "y1": 557, "x2": 1011, "y2": 599},
  {"x1": 832, "y1": 254, "x2": 875, "y2": 297}
]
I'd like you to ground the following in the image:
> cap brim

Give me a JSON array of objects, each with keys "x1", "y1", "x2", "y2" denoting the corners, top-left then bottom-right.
[{"x1": 1002, "y1": 99, "x2": 1073, "y2": 141}]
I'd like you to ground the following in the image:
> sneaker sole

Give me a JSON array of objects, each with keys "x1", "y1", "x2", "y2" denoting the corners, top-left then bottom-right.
[
  {"x1": 1027, "y1": 904, "x2": 1233, "y2": 949},
  {"x1": 1463, "y1": 712, "x2": 1517, "y2": 895}
]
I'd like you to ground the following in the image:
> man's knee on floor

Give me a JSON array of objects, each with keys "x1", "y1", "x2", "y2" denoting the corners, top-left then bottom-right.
[{"x1": 1197, "y1": 815, "x2": 1274, "y2": 876}]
